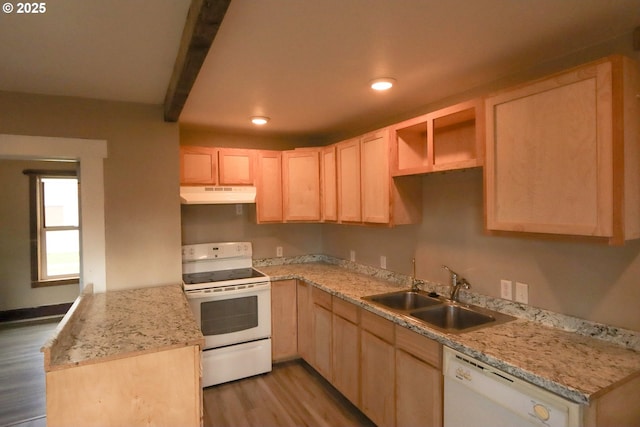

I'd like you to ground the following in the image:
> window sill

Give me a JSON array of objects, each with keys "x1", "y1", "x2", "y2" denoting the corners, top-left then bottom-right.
[{"x1": 32, "y1": 278, "x2": 79, "y2": 288}]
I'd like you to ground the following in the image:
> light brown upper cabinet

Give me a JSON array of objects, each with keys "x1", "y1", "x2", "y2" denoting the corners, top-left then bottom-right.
[
  {"x1": 336, "y1": 138, "x2": 362, "y2": 223},
  {"x1": 485, "y1": 55, "x2": 640, "y2": 244},
  {"x1": 391, "y1": 98, "x2": 484, "y2": 176},
  {"x1": 180, "y1": 146, "x2": 217, "y2": 185},
  {"x1": 180, "y1": 146, "x2": 255, "y2": 186},
  {"x1": 337, "y1": 130, "x2": 422, "y2": 226},
  {"x1": 217, "y1": 148, "x2": 255, "y2": 185},
  {"x1": 282, "y1": 148, "x2": 322, "y2": 222},
  {"x1": 361, "y1": 130, "x2": 391, "y2": 223},
  {"x1": 255, "y1": 150, "x2": 283, "y2": 223},
  {"x1": 321, "y1": 145, "x2": 338, "y2": 222}
]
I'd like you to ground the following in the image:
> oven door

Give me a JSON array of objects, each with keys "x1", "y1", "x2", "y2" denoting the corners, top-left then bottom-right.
[{"x1": 185, "y1": 282, "x2": 271, "y2": 349}]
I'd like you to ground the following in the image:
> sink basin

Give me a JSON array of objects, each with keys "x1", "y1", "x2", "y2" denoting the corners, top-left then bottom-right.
[
  {"x1": 365, "y1": 290, "x2": 441, "y2": 311},
  {"x1": 363, "y1": 290, "x2": 516, "y2": 334},
  {"x1": 410, "y1": 304, "x2": 495, "y2": 331}
]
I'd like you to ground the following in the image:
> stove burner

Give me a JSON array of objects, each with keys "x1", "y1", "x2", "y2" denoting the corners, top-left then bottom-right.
[{"x1": 182, "y1": 268, "x2": 264, "y2": 285}]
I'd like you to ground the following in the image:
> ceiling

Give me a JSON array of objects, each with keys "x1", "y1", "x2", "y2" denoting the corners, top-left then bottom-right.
[
  {"x1": 1, "y1": 0, "x2": 639, "y2": 140},
  {"x1": 0, "y1": 0, "x2": 191, "y2": 104}
]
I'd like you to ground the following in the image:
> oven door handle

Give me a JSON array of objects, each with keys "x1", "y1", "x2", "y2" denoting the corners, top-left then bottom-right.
[{"x1": 185, "y1": 282, "x2": 270, "y2": 298}]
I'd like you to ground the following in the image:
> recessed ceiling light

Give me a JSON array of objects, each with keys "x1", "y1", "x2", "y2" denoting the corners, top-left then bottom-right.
[
  {"x1": 370, "y1": 78, "x2": 396, "y2": 91},
  {"x1": 251, "y1": 116, "x2": 270, "y2": 125}
]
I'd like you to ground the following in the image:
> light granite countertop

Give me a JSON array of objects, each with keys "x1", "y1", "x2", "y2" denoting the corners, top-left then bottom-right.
[
  {"x1": 41, "y1": 284, "x2": 204, "y2": 371},
  {"x1": 256, "y1": 261, "x2": 640, "y2": 405}
]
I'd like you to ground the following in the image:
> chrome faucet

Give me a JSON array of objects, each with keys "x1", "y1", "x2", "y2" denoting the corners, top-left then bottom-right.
[
  {"x1": 442, "y1": 265, "x2": 470, "y2": 302},
  {"x1": 410, "y1": 258, "x2": 424, "y2": 291}
]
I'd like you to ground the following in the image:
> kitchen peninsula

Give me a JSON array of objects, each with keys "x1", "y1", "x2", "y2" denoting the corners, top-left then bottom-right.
[{"x1": 41, "y1": 284, "x2": 204, "y2": 427}]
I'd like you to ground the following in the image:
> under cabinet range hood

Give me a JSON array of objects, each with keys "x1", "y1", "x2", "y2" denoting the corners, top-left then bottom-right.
[{"x1": 180, "y1": 186, "x2": 257, "y2": 205}]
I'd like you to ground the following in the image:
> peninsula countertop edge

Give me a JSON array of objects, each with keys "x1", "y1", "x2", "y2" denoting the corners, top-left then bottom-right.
[{"x1": 41, "y1": 283, "x2": 204, "y2": 372}]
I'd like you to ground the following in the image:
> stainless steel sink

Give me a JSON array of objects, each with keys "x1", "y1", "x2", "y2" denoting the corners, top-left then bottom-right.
[
  {"x1": 410, "y1": 304, "x2": 495, "y2": 330},
  {"x1": 362, "y1": 290, "x2": 515, "y2": 333},
  {"x1": 364, "y1": 290, "x2": 442, "y2": 311}
]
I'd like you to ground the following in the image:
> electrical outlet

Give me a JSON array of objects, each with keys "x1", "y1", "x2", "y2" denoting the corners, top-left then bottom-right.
[
  {"x1": 380, "y1": 255, "x2": 387, "y2": 269},
  {"x1": 350, "y1": 250, "x2": 356, "y2": 262},
  {"x1": 235, "y1": 204, "x2": 243, "y2": 215},
  {"x1": 276, "y1": 246, "x2": 283, "y2": 257},
  {"x1": 515, "y1": 282, "x2": 529, "y2": 304},
  {"x1": 500, "y1": 279, "x2": 513, "y2": 300}
]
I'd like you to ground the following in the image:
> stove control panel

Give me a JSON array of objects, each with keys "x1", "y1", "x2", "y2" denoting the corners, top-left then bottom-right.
[{"x1": 182, "y1": 242, "x2": 252, "y2": 261}]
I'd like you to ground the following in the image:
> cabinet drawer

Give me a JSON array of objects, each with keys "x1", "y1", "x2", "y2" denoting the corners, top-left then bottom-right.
[
  {"x1": 332, "y1": 297, "x2": 359, "y2": 324},
  {"x1": 360, "y1": 309, "x2": 394, "y2": 343},
  {"x1": 395, "y1": 325, "x2": 441, "y2": 369},
  {"x1": 312, "y1": 287, "x2": 332, "y2": 310}
]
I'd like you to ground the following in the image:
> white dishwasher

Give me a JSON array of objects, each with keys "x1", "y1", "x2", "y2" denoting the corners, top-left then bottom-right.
[{"x1": 443, "y1": 347, "x2": 582, "y2": 427}]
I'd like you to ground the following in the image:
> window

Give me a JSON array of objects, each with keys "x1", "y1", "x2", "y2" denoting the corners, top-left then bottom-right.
[{"x1": 25, "y1": 170, "x2": 80, "y2": 287}]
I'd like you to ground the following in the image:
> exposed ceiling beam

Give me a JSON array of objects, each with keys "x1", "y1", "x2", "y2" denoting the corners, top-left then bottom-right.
[{"x1": 164, "y1": 0, "x2": 231, "y2": 122}]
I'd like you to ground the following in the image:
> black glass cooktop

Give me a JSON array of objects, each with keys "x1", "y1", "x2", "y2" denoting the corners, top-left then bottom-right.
[{"x1": 182, "y1": 268, "x2": 265, "y2": 285}]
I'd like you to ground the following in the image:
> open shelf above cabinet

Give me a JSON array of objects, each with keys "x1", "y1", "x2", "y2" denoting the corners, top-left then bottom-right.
[{"x1": 391, "y1": 98, "x2": 484, "y2": 177}]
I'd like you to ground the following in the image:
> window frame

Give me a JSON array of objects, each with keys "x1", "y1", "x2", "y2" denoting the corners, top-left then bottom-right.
[{"x1": 24, "y1": 169, "x2": 80, "y2": 288}]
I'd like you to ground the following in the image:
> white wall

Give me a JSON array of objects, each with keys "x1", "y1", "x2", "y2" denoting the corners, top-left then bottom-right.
[
  {"x1": 322, "y1": 169, "x2": 640, "y2": 332},
  {"x1": 0, "y1": 160, "x2": 80, "y2": 310},
  {"x1": 0, "y1": 92, "x2": 182, "y2": 292}
]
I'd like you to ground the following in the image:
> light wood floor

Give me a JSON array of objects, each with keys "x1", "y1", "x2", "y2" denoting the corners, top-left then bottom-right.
[
  {"x1": 0, "y1": 319, "x2": 58, "y2": 427},
  {"x1": 203, "y1": 360, "x2": 376, "y2": 427}
]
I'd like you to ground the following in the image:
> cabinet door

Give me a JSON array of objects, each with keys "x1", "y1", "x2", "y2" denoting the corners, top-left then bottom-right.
[
  {"x1": 312, "y1": 303, "x2": 332, "y2": 380},
  {"x1": 255, "y1": 150, "x2": 283, "y2": 223},
  {"x1": 296, "y1": 281, "x2": 313, "y2": 364},
  {"x1": 180, "y1": 146, "x2": 217, "y2": 185},
  {"x1": 311, "y1": 287, "x2": 332, "y2": 379},
  {"x1": 395, "y1": 326, "x2": 443, "y2": 427},
  {"x1": 321, "y1": 145, "x2": 338, "y2": 222},
  {"x1": 218, "y1": 148, "x2": 255, "y2": 185},
  {"x1": 360, "y1": 329, "x2": 395, "y2": 427},
  {"x1": 485, "y1": 59, "x2": 614, "y2": 237},
  {"x1": 282, "y1": 149, "x2": 321, "y2": 221},
  {"x1": 271, "y1": 280, "x2": 297, "y2": 362},
  {"x1": 361, "y1": 130, "x2": 390, "y2": 224},
  {"x1": 396, "y1": 350, "x2": 442, "y2": 427},
  {"x1": 332, "y1": 313, "x2": 359, "y2": 406},
  {"x1": 337, "y1": 138, "x2": 361, "y2": 223}
]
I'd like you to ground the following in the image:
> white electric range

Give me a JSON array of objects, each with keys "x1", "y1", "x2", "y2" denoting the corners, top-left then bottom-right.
[{"x1": 182, "y1": 242, "x2": 271, "y2": 387}]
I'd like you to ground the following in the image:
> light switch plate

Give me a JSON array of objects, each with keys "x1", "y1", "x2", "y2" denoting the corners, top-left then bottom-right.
[
  {"x1": 276, "y1": 246, "x2": 283, "y2": 257},
  {"x1": 350, "y1": 250, "x2": 356, "y2": 262},
  {"x1": 380, "y1": 255, "x2": 387, "y2": 269}
]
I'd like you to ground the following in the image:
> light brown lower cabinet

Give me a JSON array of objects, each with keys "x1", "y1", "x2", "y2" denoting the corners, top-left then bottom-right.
[
  {"x1": 46, "y1": 345, "x2": 201, "y2": 427},
  {"x1": 292, "y1": 281, "x2": 443, "y2": 427},
  {"x1": 360, "y1": 309, "x2": 396, "y2": 427},
  {"x1": 311, "y1": 287, "x2": 333, "y2": 379},
  {"x1": 331, "y1": 296, "x2": 360, "y2": 406},
  {"x1": 271, "y1": 279, "x2": 298, "y2": 362},
  {"x1": 395, "y1": 325, "x2": 443, "y2": 427},
  {"x1": 288, "y1": 281, "x2": 640, "y2": 426},
  {"x1": 296, "y1": 280, "x2": 313, "y2": 364}
]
